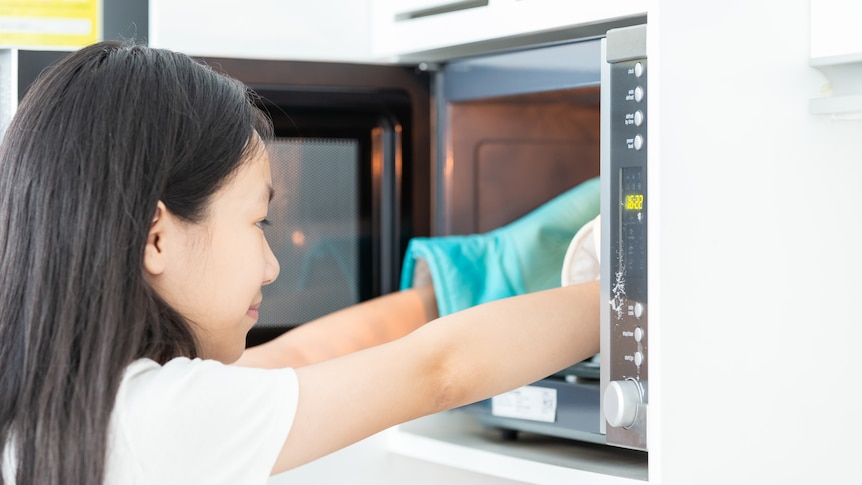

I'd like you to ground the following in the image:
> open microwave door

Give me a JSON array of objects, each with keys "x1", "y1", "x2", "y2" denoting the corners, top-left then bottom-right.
[{"x1": 197, "y1": 57, "x2": 432, "y2": 345}]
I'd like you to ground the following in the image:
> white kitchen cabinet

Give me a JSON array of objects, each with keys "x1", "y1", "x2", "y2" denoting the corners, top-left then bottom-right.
[
  {"x1": 270, "y1": 412, "x2": 645, "y2": 485},
  {"x1": 810, "y1": 0, "x2": 862, "y2": 58},
  {"x1": 149, "y1": 0, "x2": 373, "y2": 61},
  {"x1": 646, "y1": 0, "x2": 861, "y2": 483},
  {"x1": 390, "y1": 412, "x2": 646, "y2": 484},
  {"x1": 370, "y1": 0, "x2": 646, "y2": 61},
  {"x1": 809, "y1": 0, "x2": 862, "y2": 117}
]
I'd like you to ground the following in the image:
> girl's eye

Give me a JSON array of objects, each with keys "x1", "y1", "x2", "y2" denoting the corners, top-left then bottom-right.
[{"x1": 255, "y1": 219, "x2": 271, "y2": 230}]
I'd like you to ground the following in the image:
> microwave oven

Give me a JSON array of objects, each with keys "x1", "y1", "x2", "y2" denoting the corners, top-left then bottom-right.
[
  {"x1": 200, "y1": 23, "x2": 650, "y2": 453},
  {"x1": 3, "y1": 22, "x2": 648, "y2": 453}
]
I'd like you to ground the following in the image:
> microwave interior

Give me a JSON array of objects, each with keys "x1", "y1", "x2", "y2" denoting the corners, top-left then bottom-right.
[{"x1": 433, "y1": 38, "x2": 601, "y2": 234}]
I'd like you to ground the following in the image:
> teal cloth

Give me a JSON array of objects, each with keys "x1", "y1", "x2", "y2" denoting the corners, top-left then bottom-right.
[{"x1": 399, "y1": 177, "x2": 600, "y2": 317}]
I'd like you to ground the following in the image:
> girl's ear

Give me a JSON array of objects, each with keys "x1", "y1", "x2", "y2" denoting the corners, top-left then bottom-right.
[{"x1": 143, "y1": 201, "x2": 169, "y2": 276}]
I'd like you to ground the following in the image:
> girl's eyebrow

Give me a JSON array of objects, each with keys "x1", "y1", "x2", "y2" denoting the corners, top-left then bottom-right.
[{"x1": 263, "y1": 185, "x2": 274, "y2": 203}]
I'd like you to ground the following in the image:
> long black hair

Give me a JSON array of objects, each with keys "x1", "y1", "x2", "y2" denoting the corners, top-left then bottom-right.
[{"x1": 0, "y1": 41, "x2": 272, "y2": 484}]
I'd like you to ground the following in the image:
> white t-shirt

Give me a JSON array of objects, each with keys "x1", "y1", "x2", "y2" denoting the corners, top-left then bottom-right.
[{"x1": 105, "y1": 357, "x2": 298, "y2": 484}]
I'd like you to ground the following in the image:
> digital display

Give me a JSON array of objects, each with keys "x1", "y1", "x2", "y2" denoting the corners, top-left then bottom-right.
[{"x1": 625, "y1": 194, "x2": 644, "y2": 211}]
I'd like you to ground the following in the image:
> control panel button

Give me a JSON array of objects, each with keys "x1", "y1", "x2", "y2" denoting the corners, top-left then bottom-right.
[
  {"x1": 634, "y1": 351, "x2": 644, "y2": 367},
  {"x1": 634, "y1": 110, "x2": 644, "y2": 126},
  {"x1": 634, "y1": 326, "x2": 644, "y2": 342},
  {"x1": 634, "y1": 86, "x2": 644, "y2": 102},
  {"x1": 634, "y1": 302, "x2": 644, "y2": 318},
  {"x1": 634, "y1": 62, "x2": 644, "y2": 78},
  {"x1": 634, "y1": 134, "x2": 644, "y2": 151},
  {"x1": 604, "y1": 379, "x2": 642, "y2": 429}
]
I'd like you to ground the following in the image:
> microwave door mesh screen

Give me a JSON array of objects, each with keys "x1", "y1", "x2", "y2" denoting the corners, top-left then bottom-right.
[{"x1": 258, "y1": 138, "x2": 361, "y2": 327}]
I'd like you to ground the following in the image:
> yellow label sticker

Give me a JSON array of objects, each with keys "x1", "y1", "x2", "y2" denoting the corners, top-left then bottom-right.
[{"x1": 0, "y1": 0, "x2": 100, "y2": 48}]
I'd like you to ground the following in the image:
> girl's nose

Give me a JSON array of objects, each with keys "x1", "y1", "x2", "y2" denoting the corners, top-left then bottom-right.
[{"x1": 262, "y1": 237, "x2": 280, "y2": 285}]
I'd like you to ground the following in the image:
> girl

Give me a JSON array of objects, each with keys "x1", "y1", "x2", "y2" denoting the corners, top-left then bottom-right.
[{"x1": 0, "y1": 41, "x2": 599, "y2": 484}]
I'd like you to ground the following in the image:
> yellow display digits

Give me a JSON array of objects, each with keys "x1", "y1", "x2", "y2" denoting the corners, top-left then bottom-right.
[{"x1": 625, "y1": 194, "x2": 644, "y2": 210}]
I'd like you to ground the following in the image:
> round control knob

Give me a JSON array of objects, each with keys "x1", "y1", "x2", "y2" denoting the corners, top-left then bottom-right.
[{"x1": 604, "y1": 379, "x2": 642, "y2": 428}]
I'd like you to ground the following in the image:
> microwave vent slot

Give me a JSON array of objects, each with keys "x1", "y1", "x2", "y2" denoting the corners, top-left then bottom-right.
[{"x1": 395, "y1": 0, "x2": 489, "y2": 21}]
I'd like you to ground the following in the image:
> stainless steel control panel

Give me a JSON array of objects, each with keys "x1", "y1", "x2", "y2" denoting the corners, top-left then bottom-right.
[{"x1": 600, "y1": 24, "x2": 648, "y2": 451}]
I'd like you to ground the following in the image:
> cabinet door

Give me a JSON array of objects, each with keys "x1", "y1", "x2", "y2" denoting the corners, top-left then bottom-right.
[
  {"x1": 371, "y1": 0, "x2": 646, "y2": 61},
  {"x1": 809, "y1": 0, "x2": 862, "y2": 116},
  {"x1": 811, "y1": 0, "x2": 862, "y2": 58},
  {"x1": 150, "y1": 0, "x2": 373, "y2": 61}
]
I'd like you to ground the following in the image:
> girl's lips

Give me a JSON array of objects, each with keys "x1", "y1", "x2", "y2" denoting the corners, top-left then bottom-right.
[{"x1": 247, "y1": 304, "x2": 260, "y2": 320}]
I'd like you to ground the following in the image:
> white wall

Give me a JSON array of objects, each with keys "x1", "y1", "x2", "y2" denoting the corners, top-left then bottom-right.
[
  {"x1": 810, "y1": 0, "x2": 862, "y2": 58},
  {"x1": 649, "y1": 0, "x2": 862, "y2": 483},
  {"x1": 149, "y1": 0, "x2": 373, "y2": 61}
]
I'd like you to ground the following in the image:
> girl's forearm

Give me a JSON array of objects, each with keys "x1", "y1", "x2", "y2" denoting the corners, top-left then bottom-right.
[
  {"x1": 417, "y1": 281, "x2": 600, "y2": 411},
  {"x1": 235, "y1": 285, "x2": 439, "y2": 368},
  {"x1": 273, "y1": 281, "x2": 599, "y2": 471}
]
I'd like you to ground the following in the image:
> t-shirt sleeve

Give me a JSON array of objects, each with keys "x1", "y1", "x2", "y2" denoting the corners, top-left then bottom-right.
[{"x1": 113, "y1": 358, "x2": 298, "y2": 485}]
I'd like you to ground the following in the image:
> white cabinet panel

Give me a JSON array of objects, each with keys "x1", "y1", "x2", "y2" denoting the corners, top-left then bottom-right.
[
  {"x1": 811, "y1": 0, "x2": 862, "y2": 58},
  {"x1": 371, "y1": 0, "x2": 646, "y2": 61},
  {"x1": 649, "y1": 0, "x2": 862, "y2": 483},
  {"x1": 809, "y1": 0, "x2": 862, "y2": 117},
  {"x1": 150, "y1": 0, "x2": 373, "y2": 61}
]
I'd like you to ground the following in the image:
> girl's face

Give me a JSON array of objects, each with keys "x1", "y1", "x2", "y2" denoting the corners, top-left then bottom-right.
[{"x1": 144, "y1": 144, "x2": 280, "y2": 363}]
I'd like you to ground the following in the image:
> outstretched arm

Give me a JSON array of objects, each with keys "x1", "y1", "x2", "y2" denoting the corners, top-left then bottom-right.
[
  {"x1": 272, "y1": 280, "x2": 600, "y2": 473},
  {"x1": 235, "y1": 284, "x2": 439, "y2": 368}
]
